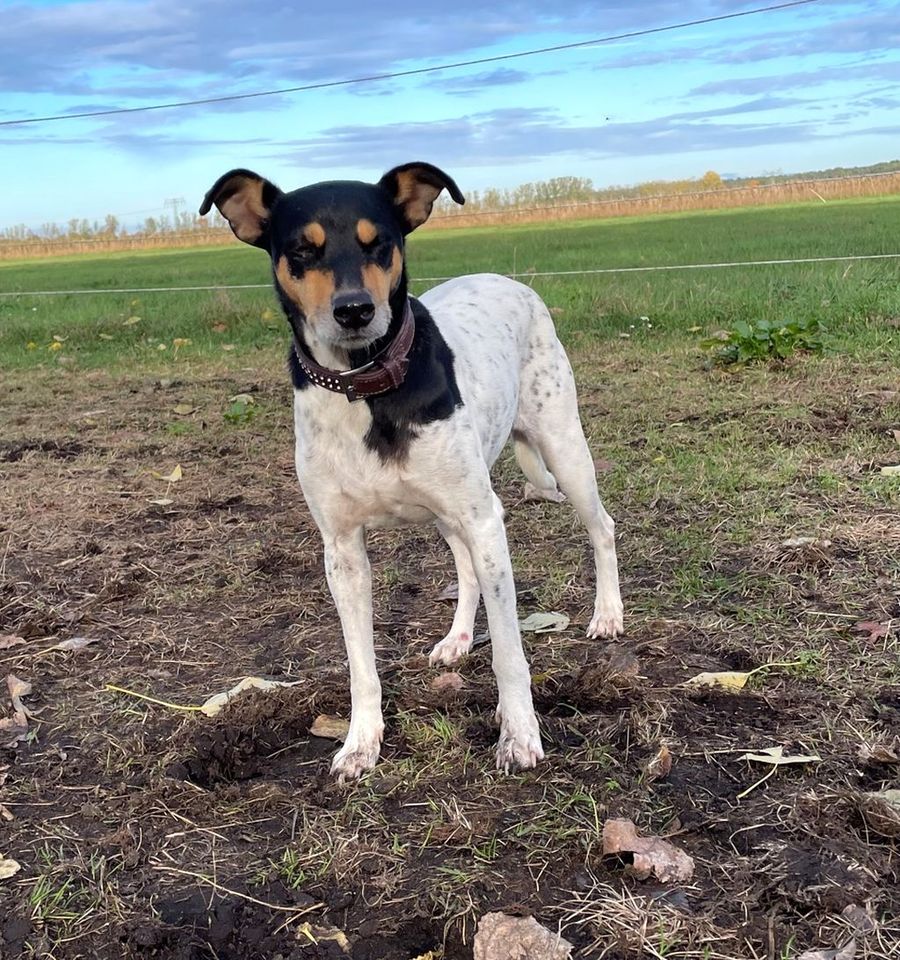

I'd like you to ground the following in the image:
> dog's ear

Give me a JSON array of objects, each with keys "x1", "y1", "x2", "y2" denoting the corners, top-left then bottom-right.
[
  {"x1": 378, "y1": 162, "x2": 465, "y2": 234},
  {"x1": 199, "y1": 169, "x2": 282, "y2": 248}
]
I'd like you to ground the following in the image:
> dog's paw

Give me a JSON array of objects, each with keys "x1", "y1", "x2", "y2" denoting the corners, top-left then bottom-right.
[
  {"x1": 587, "y1": 601, "x2": 624, "y2": 639},
  {"x1": 523, "y1": 482, "x2": 567, "y2": 503},
  {"x1": 330, "y1": 726, "x2": 383, "y2": 783},
  {"x1": 495, "y1": 708, "x2": 544, "y2": 773},
  {"x1": 429, "y1": 631, "x2": 473, "y2": 666}
]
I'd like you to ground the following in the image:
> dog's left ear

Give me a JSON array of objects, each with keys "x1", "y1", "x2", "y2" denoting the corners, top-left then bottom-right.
[
  {"x1": 378, "y1": 162, "x2": 465, "y2": 234},
  {"x1": 199, "y1": 168, "x2": 283, "y2": 248}
]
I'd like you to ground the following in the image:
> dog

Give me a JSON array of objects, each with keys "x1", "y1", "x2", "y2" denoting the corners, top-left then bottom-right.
[{"x1": 199, "y1": 162, "x2": 623, "y2": 780}]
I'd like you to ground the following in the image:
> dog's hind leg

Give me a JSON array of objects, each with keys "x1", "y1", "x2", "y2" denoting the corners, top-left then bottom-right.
[
  {"x1": 513, "y1": 431, "x2": 566, "y2": 503},
  {"x1": 429, "y1": 522, "x2": 480, "y2": 666},
  {"x1": 517, "y1": 346, "x2": 623, "y2": 639}
]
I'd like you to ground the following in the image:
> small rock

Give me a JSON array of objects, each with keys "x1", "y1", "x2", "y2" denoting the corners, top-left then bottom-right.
[
  {"x1": 474, "y1": 913, "x2": 572, "y2": 960},
  {"x1": 310, "y1": 715, "x2": 350, "y2": 741},
  {"x1": 430, "y1": 673, "x2": 465, "y2": 697}
]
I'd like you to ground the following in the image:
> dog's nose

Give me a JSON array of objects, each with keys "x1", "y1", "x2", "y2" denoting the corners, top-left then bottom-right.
[{"x1": 333, "y1": 293, "x2": 375, "y2": 330}]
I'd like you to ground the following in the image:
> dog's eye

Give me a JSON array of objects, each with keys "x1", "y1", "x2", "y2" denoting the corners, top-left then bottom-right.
[{"x1": 288, "y1": 244, "x2": 318, "y2": 269}]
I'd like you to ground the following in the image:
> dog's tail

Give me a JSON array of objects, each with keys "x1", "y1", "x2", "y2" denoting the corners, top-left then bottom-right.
[{"x1": 512, "y1": 430, "x2": 566, "y2": 503}]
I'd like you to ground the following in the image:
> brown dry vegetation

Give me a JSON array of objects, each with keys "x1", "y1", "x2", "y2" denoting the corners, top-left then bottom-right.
[{"x1": 1, "y1": 336, "x2": 898, "y2": 960}]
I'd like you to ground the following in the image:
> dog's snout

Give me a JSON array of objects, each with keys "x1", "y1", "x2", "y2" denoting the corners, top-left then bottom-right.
[{"x1": 333, "y1": 293, "x2": 375, "y2": 330}]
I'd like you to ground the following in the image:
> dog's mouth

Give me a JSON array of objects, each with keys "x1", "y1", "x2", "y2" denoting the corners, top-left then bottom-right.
[{"x1": 332, "y1": 330, "x2": 379, "y2": 351}]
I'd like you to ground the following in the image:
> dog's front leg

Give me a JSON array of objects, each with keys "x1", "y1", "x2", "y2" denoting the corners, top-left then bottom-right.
[
  {"x1": 446, "y1": 497, "x2": 544, "y2": 772},
  {"x1": 322, "y1": 526, "x2": 384, "y2": 782}
]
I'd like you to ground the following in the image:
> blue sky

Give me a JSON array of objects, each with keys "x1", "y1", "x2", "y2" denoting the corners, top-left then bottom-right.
[{"x1": 1, "y1": 0, "x2": 898, "y2": 230}]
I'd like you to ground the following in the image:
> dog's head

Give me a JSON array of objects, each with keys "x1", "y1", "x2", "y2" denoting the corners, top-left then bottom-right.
[{"x1": 199, "y1": 163, "x2": 464, "y2": 350}]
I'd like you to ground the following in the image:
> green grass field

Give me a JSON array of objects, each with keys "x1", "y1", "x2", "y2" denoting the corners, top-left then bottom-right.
[{"x1": 2, "y1": 196, "x2": 899, "y2": 370}]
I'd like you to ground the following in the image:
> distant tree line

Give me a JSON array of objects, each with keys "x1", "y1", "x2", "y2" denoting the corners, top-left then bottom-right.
[{"x1": 2, "y1": 160, "x2": 898, "y2": 242}]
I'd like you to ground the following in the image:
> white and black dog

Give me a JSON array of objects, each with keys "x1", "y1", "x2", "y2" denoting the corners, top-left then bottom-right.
[{"x1": 200, "y1": 162, "x2": 623, "y2": 781}]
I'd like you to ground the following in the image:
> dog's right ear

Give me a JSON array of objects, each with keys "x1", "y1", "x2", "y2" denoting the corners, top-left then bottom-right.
[{"x1": 199, "y1": 169, "x2": 282, "y2": 248}]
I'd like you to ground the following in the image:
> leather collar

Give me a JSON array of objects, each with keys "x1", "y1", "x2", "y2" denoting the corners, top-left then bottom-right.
[{"x1": 294, "y1": 300, "x2": 415, "y2": 402}]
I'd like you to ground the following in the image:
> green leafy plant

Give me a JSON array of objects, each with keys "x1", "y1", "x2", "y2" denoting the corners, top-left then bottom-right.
[
  {"x1": 701, "y1": 316, "x2": 828, "y2": 366},
  {"x1": 223, "y1": 395, "x2": 256, "y2": 424}
]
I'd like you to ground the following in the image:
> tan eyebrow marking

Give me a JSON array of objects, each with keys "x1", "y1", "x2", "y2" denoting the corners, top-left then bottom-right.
[
  {"x1": 356, "y1": 218, "x2": 378, "y2": 244},
  {"x1": 303, "y1": 222, "x2": 326, "y2": 247}
]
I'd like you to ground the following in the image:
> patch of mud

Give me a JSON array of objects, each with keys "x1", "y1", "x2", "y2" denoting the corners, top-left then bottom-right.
[
  {"x1": 170, "y1": 687, "x2": 344, "y2": 787},
  {"x1": 0, "y1": 438, "x2": 90, "y2": 461}
]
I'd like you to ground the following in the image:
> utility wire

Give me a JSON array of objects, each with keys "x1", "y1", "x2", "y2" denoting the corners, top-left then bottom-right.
[
  {"x1": 0, "y1": 0, "x2": 821, "y2": 128},
  {"x1": 1, "y1": 251, "x2": 896, "y2": 298}
]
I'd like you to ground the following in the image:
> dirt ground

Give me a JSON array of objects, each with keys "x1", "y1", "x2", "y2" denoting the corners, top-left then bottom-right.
[{"x1": 1, "y1": 350, "x2": 898, "y2": 960}]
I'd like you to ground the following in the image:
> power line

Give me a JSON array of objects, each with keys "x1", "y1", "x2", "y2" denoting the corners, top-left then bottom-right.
[
  {"x1": 0, "y1": 0, "x2": 821, "y2": 128},
  {"x1": 0, "y1": 251, "x2": 896, "y2": 298}
]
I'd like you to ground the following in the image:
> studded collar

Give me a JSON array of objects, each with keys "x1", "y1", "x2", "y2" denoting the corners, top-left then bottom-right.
[{"x1": 293, "y1": 300, "x2": 415, "y2": 402}]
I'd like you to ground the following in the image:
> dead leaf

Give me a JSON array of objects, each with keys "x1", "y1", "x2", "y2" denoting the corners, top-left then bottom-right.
[
  {"x1": 0, "y1": 804, "x2": 13, "y2": 822},
  {"x1": 841, "y1": 904, "x2": 876, "y2": 936},
  {"x1": 172, "y1": 403, "x2": 195, "y2": 416},
  {"x1": 605, "y1": 647, "x2": 640, "y2": 680},
  {"x1": 211, "y1": 322, "x2": 227, "y2": 333},
  {"x1": 857, "y1": 740, "x2": 900, "y2": 764},
  {"x1": 739, "y1": 745, "x2": 821, "y2": 765},
  {"x1": 474, "y1": 912, "x2": 573, "y2": 960},
  {"x1": 892, "y1": 429, "x2": 900, "y2": 445},
  {"x1": 153, "y1": 464, "x2": 183, "y2": 483},
  {"x1": 295, "y1": 922, "x2": 350, "y2": 952},
  {"x1": 123, "y1": 315, "x2": 141, "y2": 325},
  {"x1": 228, "y1": 393, "x2": 255, "y2": 405},
  {"x1": 853, "y1": 621, "x2": 890, "y2": 641},
  {"x1": 0, "y1": 711, "x2": 28, "y2": 748},
  {"x1": 148, "y1": 498, "x2": 174, "y2": 507},
  {"x1": 736, "y1": 745, "x2": 820, "y2": 799},
  {"x1": 430, "y1": 672, "x2": 465, "y2": 697},
  {"x1": 797, "y1": 940, "x2": 856, "y2": 960},
  {"x1": 519, "y1": 612, "x2": 570, "y2": 634},
  {"x1": 310, "y1": 715, "x2": 350, "y2": 741},
  {"x1": 645, "y1": 744, "x2": 673, "y2": 782},
  {"x1": 51, "y1": 637, "x2": 100, "y2": 653},
  {"x1": 199, "y1": 677, "x2": 304, "y2": 717},
  {"x1": 7, "y1": 675, "x2": 34, "y2": 718},
  {"x1": 0, "y1": 856, "x2": 22, "y2": 881},
  {"x1": 601, "y1": 818, "x2": 694, "y2": 882},
  {"x1": 782, "y1": 536, "x2": 832, "y2": 549},
  {"x1": 860, "y1": 788, "x2": 900, "y2": 838},
  {"x1": 593, "y1": 457, "x2": 616, "y2": 473},
  {"x1": 437, "y1": 582, "x2": 459, "y2": 602},
  {"x1": 880, "y1": 464, "x2": 900, "y2": 476},
  {"x1": 684, "y1": 670, "x2": 750, "y2": 692},
  {"x1": 0, "y1": 635, "x2": 25, "y2": 651}
]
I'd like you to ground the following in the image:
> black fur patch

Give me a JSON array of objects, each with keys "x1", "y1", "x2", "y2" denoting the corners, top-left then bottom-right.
[{"x1": 361, "y1": 297, "x2": 461, "y2": 461}]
